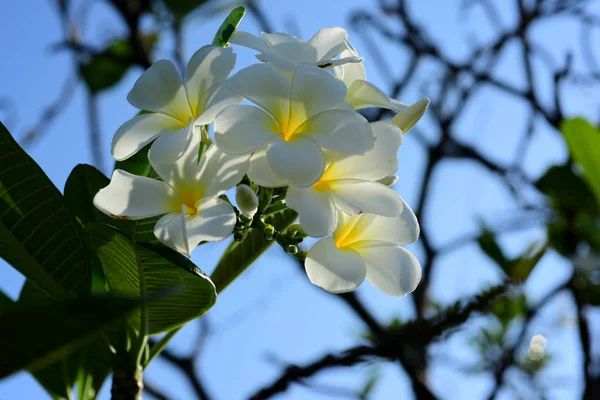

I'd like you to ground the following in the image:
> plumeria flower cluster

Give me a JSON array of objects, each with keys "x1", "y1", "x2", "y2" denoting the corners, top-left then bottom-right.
[{"x1": 94, "y1": 25, "x2": 429, "y2": 296}]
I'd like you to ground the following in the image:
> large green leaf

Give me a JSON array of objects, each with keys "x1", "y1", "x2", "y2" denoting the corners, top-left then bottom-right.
[
  {"x1": 211, "y1": 209, "x2": 298, "y2": 293},
  {"x1": 0, "y1": 289, "x2": 13, "y2": 309},
  {"x1": 212, "y1": 6, "x2": 246, "y2": 47},
  {"x1": 562, "y1": 118, "x2": 600, "y2": 207},
  {"x1": 0, "y1": 295, "x2": 140, "y2": 379},
  {"x1": 80, "y1": 39, "x2": 133, "y2": 94},
  {"x1": 87, "y1": 223, "x2": 216, "y2": 334},
  {"x1": 536, "y1": 164, "x2": 598, "y2": 215},
  {"x1": 0, "y1": 121, "x2": 90, "y2": 299},
  {"x1": 163, "y1": 0, "x2": 208, "y2": 19}
]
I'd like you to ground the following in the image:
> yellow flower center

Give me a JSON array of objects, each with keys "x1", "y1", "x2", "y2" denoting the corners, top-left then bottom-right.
[{"x1": 333, "y1": 215, "x2": 362, "y2": 249}]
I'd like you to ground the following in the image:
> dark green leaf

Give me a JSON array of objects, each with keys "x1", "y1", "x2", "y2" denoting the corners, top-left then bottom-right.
[
  {"x1": 561, "y1": 118, "x2": 600, "y2": 207},
  {"x1": 477, "y1": 228, "x2": 508, "y2": 267},
  {"x1": 490, "y1": 294, "x2": 527, "y2": 330},
  {"x1": 506, "y1": 243, "x2": 547, "y2": 282},
  {"x1": 211, "y1": 209, "x2": 298, "y2": 293},
  {"x1": 0, "y1": 289, "x2": 14, "y2": 310},
  {"x1": 114, "y1": 142, "x2": 153, "y2": 177},
  {"x1": 212, "y1": 7, "x2": 246, "y2": 47},
  {"x1": 163, "y1": 0, "x2": 208, "y2": 19},
  {"x1": 0, "y1": 121, "x2": 90, "y2": 299},
  {"x1": 0, "y1": 295, "x2": 140, "y2": 379},
  {"x1": 87, "y1": 223, "x2": 216, "y2": 334},
  {"x1": 80, "y1": 39, "x2": 133, "y2": 93},
  {"x1": 536, "y1": 165, "x2": 598, "y2": 215}
]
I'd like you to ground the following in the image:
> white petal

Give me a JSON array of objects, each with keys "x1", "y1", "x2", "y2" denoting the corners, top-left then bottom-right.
[
  {"x1": 266, "y1": 136, "x2": 326, "y2": 187},
  {"x1": 355, "y1": 242, "x2": 421, "y2": 296},
  {"x1": 324, "y1": 121, "x2": 403, "y2": 180},
  {"x1": 305, "y1": 237, "x2": 366, "y2": 293},
  {"x1": 94, "y1": 170, "x2": 177, "y2": 219},
  {"x1": 247, "y1": 147, "x2": 290, "y2": 187},
  {"x1": 213, "y1": 105, "x2": 278, "y2": 155},
  {"x1": 198, "y1": 145, "x2": 250, "y2": 197},
  {"x1": 111, "y1": 113, "x2": 183, "y2": 161},
  {"x1": 346, "y1": 80, "x2": 394, "y2": 110},
  {"x1": 261, "y1": 32, "x2": 306, "y2": 62},
  {"x1": 148, "y1": 122, "x2": 193, "y2": 163},
  {"x1": 127, "y1": 60, "x2": 191, "y2": 123},
  {"x1": 195, "y1": 84, "x2": 243, "y2": 125},
  {"x1": 286, "y1": 186, "x2": 336, "y2": 237},
  {"x1": 255, "y1": 52, "x2": 297, "y2": 72},
  {"x1": 315, "y1": 56, "x2": 364, "y2": 69},
  {"x1": 153, "y1": 212, "x2": 189, "y2": 255},
  {"x1": 185, "y1": 198, "x2": 237, "y2": 246},
  {"x1": 149, "y1": 125, "x2": 201, "y2": 192},
  {"x1": 391, "y1": 98, "x2": 430, "y2": 133},
  {"x1": 306, "y1": 27, "x2": 348, "y2": 61},
  {"x1": 226, "y1": 63, "x2": 290, "y2": 121},
  {"x1": 185, "y1": 45, "x2": 237, "y2": 118},
  {"x1": 289, "y1": 64, "x2": 347, "y2": 127},
  {"x1": 229, "y1": 31, "x2": 271, "y2": 53},
  {"x1": 339, "y1": 48, "x2": 366, "y2": 85},
  {"x1": 344, "y1": 201, "x2": 419, "y2": 246},
  {"x1": 304, "y1": 110, "x2": 374, "y2": 155},
  {"x1": 328, "y1": 180, "x2": 403, "y2": 217}
]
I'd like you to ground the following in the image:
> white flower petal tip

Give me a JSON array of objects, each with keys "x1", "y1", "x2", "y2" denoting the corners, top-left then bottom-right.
[
  {"x1": 391, "y1": 97, "x2": 430, "y2": 134},
  {"x1": 304, "y1": 211, "x2": 421, "y2": 296},
  {"x1": 235, "y1": 184, "x2": 259, "y2": 218}
]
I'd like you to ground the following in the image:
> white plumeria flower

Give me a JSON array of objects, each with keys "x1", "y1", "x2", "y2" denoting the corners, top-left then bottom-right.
[
  {"x1": 112, "y1": 45, "x2": 241, "y2": 162},
  {"x1": 286, "y1": 121, "x2": 405, "y2": 237},
  {"x1": 94, "y1": 133, "x2": 250, "y2": 255},
  {"x1": 229, "y1": 27, "x2": 363, "y2": 72},
  {"x1": 214, "y1": 63, "x2": 374, "y2": 187},
  {"x1": 305, "y1": 207, "x2": 421, "y2": 295}
]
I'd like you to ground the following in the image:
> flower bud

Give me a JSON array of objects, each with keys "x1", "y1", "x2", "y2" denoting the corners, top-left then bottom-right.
[
  {"x1": 285, "y1": 244, "x2": 298, "y2": 254},
  {"x1": 263, "y1": 224, "x2": 275, "y2": 240},
  {"x1": 235, "y1": 184, "x2": 259, "y2": 218}
]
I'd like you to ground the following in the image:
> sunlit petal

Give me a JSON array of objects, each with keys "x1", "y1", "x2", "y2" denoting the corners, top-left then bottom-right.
[
  {"x1": 266, "y1": 136, "x2": 326, "y2": 187},
  {"x1": 286, "y1": 186, "x2": 336, "y2": 237}
]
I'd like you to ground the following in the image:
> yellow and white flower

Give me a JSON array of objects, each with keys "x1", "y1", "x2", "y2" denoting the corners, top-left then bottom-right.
[
  {"x1": 286, "y1": 121, "x2": 405, "y2": 237},
  {"x1": 305, "y1": 208, "x2": 421, "y2": 295},
  {"x1": 214, "y1": 63, "x2": 374, "y2": 187},
  {"x1": 95, "y1": 133, "x2": 250, "y2": 255},
  {"x1": 112, "y1": 45, "x2": 241, "y2": 162}
]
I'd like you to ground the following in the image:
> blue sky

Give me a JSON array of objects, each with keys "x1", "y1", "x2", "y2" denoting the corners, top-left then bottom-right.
[{"x1": 0, "y1": 0, "x2": 597, "y2": 399}]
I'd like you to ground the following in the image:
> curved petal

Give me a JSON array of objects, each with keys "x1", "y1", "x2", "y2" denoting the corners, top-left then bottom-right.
[
  {"x1": 339, "y1": 47, "x2": 366, "y2": 86},
  {"x1": 354, "y1": 241, "x2": 421, "y2": 296},
  {"x1": 306, "y1": 27, "x2": 348, "y2": 61},
  {"x1": 153, "y1": 212, "x2": 189, "y2": 255},
  {"x1": 304, "y1": 110, "x2": 374, "y2": 155},
  {"x1": 345, "y1": 201, "x2": 420, "y2": 246},
  {"x1": 226, "y1": 63, "x2": 290, "y2": 121},
  {"x1": 149, "y1": 127, "x2": 202, "y2": 194},
  {"x1": 266, "y1": 136, "x2": 326, "y2": 187},
  {"x1": 286, "y1": 186, "x2": 336, "y2": 237},
  {"x1": 328, "y1": 180, "x2": 403, "y2": 217},
  {"x1": 261, "y1": 32, "x2": 306, "y2": 62},
  {"x1": 94, "y1": 170, "x2": 177, "y2": 219},
  {"x1": 289, "y1": 64, "x2": 347, "y2": 128},
  {"x1": 195, "y1": 84, "x2": 243, "y2": 125},
  {"x1": 315, "y1": 56, "x2": 363, "y2": 69},
  {"x1": 255, "y1": 52, "x2": 297, "y2": 72},
  {"x1": 111, "y1": 113, "x2": 183, "y2": 161},
  {"x1": 391, "y1": 98, "x2": 430, "y2": 133},
  {"x1": 199, "y1": 145, "x2": 250, "y2": 197},
  {"x1": 213, "y1": 105, "x2": 278, "y2": 155},
  {"x1": 185, "y1": 45, "x2": 237, "y2": 117},
  {"x1": 346, "y1": 80, "x2": 394, "y2": 110},
  {"x1": 229, "y1": 31, "x2": 271, "y2": 53},
  {"x1": 127, "y1": 60, "x2": 191, "y2": 123},
  {"x1": 185, "y1": 198, "x2": 237, "y2": 246},
  {"x1": 148, "y1": 122, "x2": 193, "y2": 163},
  {"x1": 247, "y1": 147, "x2": 290, "y2": 188},
  {"x1": 305, "y1": 237, "x2": 366, "y2": 293},
  {"x1": 324, "y1": 121, "x2": 403, "y2": 180}
]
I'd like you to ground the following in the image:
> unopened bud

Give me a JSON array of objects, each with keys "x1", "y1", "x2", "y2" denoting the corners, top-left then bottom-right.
[
  {"x1": 288, "y1": 224, "x2": 307, "y2": 238},
  {"x1": 377, "y1": 175, "x2": 398, "y2": 187},
  {"x1": 285, "y1": 244, "x2": 298, "y2": 254},
  {"x1": 263, "y1": 224, "x2": 275, "y2": 240},
  {"x1": 236, "y1": 184, "x2": 259, "y2": 218}
]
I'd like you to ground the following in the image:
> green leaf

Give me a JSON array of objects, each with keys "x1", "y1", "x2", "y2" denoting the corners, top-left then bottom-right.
[
  {"x1": 562, "y1": 118, "x2": 600, "y2": 207},
  {"x1": 0, "y1": 295, "x2": 140, "y2": 379},
  {"x1": 506, "y1": 242, "x2": 547, "y2": 282},
  {"x1": 212, "y1": 6, "x2": 246, "y2": 47},
  {"x1": 87, "y1": 223, "x2": 217, "y2": 334},
  {"x1": 113, "y1": 143, "x2": 154, "y2": 177},
  {"x1": 0, "y1": 289, "x2": 14, "y2": 310},
  {"x1": 211, "y1": 209, "x2": 298, "y2": 293},
  {"x1": 536, "y1": 165, "x2": 598, "y2": 215},
  {"x1": 477, "y1": 228, "x2": 508, "y2": 267},
  {"x1": 0, "y1": 121, "x2": 90, "y2": 298},
  {"x1": 80, "y1": 39, "x2": 133, "y2": 93}
]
